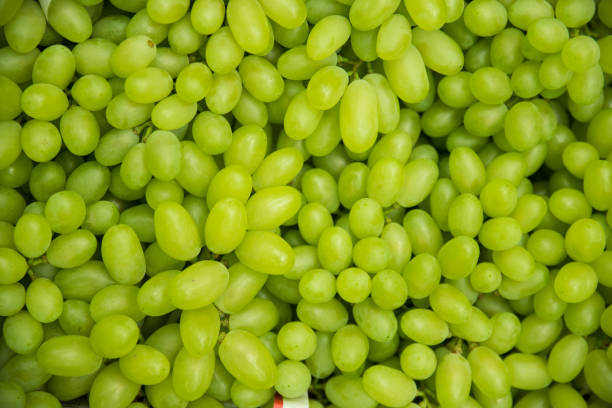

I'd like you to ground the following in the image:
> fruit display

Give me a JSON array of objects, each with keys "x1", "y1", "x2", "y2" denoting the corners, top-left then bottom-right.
[{"x1": 1, "y1": 0, "x2": 612, "y2": 407}]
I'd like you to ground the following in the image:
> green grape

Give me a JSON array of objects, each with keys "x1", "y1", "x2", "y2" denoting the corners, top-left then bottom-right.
[
  {"x1": 362, "y1": 364, "x2": 416, "y2": 407},
  {"x1": 191, "y1": 0, "x2": 225, "y2": 34},
  {"x1": 565, "y1": 218, "x2": 606, "y2": 263},
  {"x1": 554, "y1": 261, "x2": 598, "y2": 303},
  {"x1": 353, "y1": 298, "x2": 397, "y2": 342},
  {"x1": 20, "y1": 83, "x2": 68, "y2": 121},
  {"x1": 154, "y1": 201, "x2": 202, "y2": 261},
  {"x1": 146, "y1": 0, "x2": 189, "y2": 24},
  {"x1": 168, "y1": 13, "x2": 204, "y2": 55},
  {"x1": 24, "y1": 390, "x2": 62, "y2": 408},
  {"x1": 547, "y1": 333, "x2": 588, "y2": 383},
  {"x1": 296, "y1": 298, "x2": 348, "y2": 333},
  {"x1": 438, "y1": 236, "x2": 479, "y2": 280},
  {"x1": 88, "y1": 362, "x2": 140, "y2": 408},
  {"x1": 274, "y1": 359, "x2": 310, "y2": 399},
  {"x1": 4, "y1": 0, "x2": 45, "y2": 54},
  {"x1": 3, "y1": 310, "x2": 43, "y2": 354},
  {"x1": 44, "y1": 190, "x2": 86, "y2": 234},
  {"x1": 23, "y1": 277, "x2": 62, "y2": 324},
  {"x1": 57, "y1": 298, "x2": 94, "y2": 336},
  {"x1": 226, "y1": 0, "x2": 272, "y2": 55},
  {"x1": 169, "y1": 260, "x2": 228, "y2": 310},
  {"x1": 37, "y1": 335, "x2": 102, "y2": 377},
  {"x1": 306, "y1": 15, "x2": 351, "y2": 61},
  {"x1": 93, "y1": 14, "x2": 129, "y2": 44},
  {"x1": 119, "y1": 344, "x2": 170, "y2": 385},
  {"x1": 0, "y1": 283, "x2": 25, "y2": 316},
  {"x1": 583, "y1": 350, "x2": 612, "y2": 403},
  {"x1": 172, "y1": 347, "x2": 215, "y2": 401},
  {"x1": 71, "y1": 75, "x2": 113, "y2": 112},
  {"x1": 89, "y1": 314, "x2": 139, "y2": 359},
  {"x1": 376, "y1": 14, "x2": 412, "y2": 61},
  {"x1": 324, "y1": 374, "x2": 376, "y2": 408},
  {"x1": 47, "y1": 0, "x2": 92, "y2": 43},
  {"x1": 435, "y1": 353, "x2": 472, "y2": 407},
  {"x1": 383, "y1": 45, "x2": 429, "y2": 104},
  {"x1": 205, "y1": 198, "x2": 247, "y2": 255},
  {"x1": 100, "y1": 224, "x2": 146, "y2": 285},
  {"x1": 13, "y1": 213, "x2": 51, "y2": 258},
  {"x1": 228, "y1": 297, "x2": 278, "y2": 335},
  {"x1": 218, "y1": 329, "x2": 276, "y2": 390},
  {"x1": 71, "y1": 38, "x2": 115, "y2": 79},
  {"x1": 235, "y1": 231, "x2": 294, "y2": 276},
  {"x1": 301, "y1": 168, "x2": 340, "y2": 213}
]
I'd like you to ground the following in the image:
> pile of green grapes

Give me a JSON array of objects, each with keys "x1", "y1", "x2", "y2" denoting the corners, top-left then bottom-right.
[{"x1": 2, "y1": 0, "x2": 612, "y2": 407}]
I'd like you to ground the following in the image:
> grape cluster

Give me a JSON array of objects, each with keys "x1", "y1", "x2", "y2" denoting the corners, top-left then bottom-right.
[{"x1": 1, "y1": 0, "x2": 612, "y2": 407}]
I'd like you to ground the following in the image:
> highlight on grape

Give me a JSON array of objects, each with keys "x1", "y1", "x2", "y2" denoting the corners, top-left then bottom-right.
[{"x1": 1, "y1": 0, "x2": 612, "y2": 407}]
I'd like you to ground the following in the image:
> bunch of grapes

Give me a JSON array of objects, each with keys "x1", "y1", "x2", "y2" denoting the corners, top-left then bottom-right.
[{"x1": 1, "y1": 0, "x2": 612, "y2": 407}]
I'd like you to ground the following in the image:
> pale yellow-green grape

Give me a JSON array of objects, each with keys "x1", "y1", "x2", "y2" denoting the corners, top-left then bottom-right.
[
  {"x1": 351, "y1": 28, "x2": 378, "y2": 62},
  {"x1": 396, "y1": 159, "x2": 438, "y2": 207},
  {"x1": 151, "y1": 94, "x2": 197, "y2": 131},
  {"x1": 429, "y1": 283, "x2": 472, "y2": 324},
  {"x1": 376, "y1": 14, "x2": 412, "y2": 61},
  {"x1": 493, "y1": 246, "x2": 535, "y2": 282},
  {"x1": 349, "y1": 0, "x2": 400, "y2": 31},
  {"x1": 4, "y1": 0, "x2": 46, "y2": 53},
  {"x1": 405, "y1": 0, "x2": 447, "y2": 31},
  {"x1": 339, "y1": 79, "x2": 378, "y2": 153},
  {"x1": 147, "y1": 0, "x2": 189, "y2": 24},
  {"x1": 235, "y1": 231, "x2": 294, "y2": 275},
  {"x1": 447, "y1": 193, "x2": 483, "y2": 238},
  {"x1": 362, "y1": 365, "x2": 416, "y2": 407},
  {"x1": 47, "y1": 0, "x2": 92, "y2": 43},
  {"x1": 119, "y1": 344, "x2": 170, "y2": 385},
  {"x1": 100, "y1": 224, "x2": 145, "y2": 285},
  {"x1": 478, "y1": 217, "x2": 522, "y2": 251},
  {"x1": 172, "y1": 347, "x2": 215, "y2": 401},
  {"x1": 436, "y1": 353, "x2": 472, "y2": 407},
  {"x1": 71, "y1": 75, "x2": 113, "y2": 112},
  {"x1": 259, "y1": 0, "x2": 307, "y2": 29},
  {"x1": 0, "y1": 0, "x2": 23, "y2": 25},
  {"x1": 205, "y1": 198, "x2": 247, "y2": 255},
  {"x1": 224, "y1": 125, "x2": 268, "y2": 174},
  {"x1": 191, "y1": 0, "x2": 225, "y2": 34},
  {"x1": 412, "y1": 28, "x2": 463, "y2": 75},
  {"x1": 168, "y1": 13, "x2": 204, "y2": 55},
  {"x1": 206, "y1": 165, "x2": 253, "y2": 208},
  {"x1": 504, "y1": 353, "x2": 551, "y2": 390},
  {"x1": 106, "y1": 93, "x2": 154, "y2": 130},
  {"x1": 226, "y1": 0, "x2": 272, "y2": 55},
  {"x1": 463, "y1": 0, "x2": 507, "y2": 37},
  {"x1": 179, "y1": 304, "x2": 220, "y2": 357},
  {"x1": 136, "y1": 270, "x2": 179, "y2": 317},
  {"x1": 205, "y1": 27, "x2": 244, "y2": 75},
  {"x1": 21, "y1": 83, "x2": 68, "y2": 122},
  {"x1": 154, "y1": 201, "x2": 202, "y2": 261},
  {"x1": 110, "y1": 35, "x2": 157, "y2": 78},
  {"x1": 0, "y1": 75, "x2": 23, "y2": 121},
  {"x1": 218, "y1": 329, "x2": 277, "y2": 390},
  {"x1": 306, "y1": 15, "x2": 351, "y2": 61},
  {"x1": 437, "y1": 236, "x2": 479, "y2": 280},
  {"x1": 88, "y1": 363, "x2": 140, "y2": 408},
  {"x1": 449, "y1": 146, "x2": 486, "y2": 194},
  {"x1": 246, "y1": 186, "x2": 301, "y2": 230},
  {"x1": 383, "y1": 45, "x2": 429, "y2": 104},
  {"x1": 124, "y1": 67, "x2": 173, "y2": 104},
  {"x1": 554, "y1": 261, "x2": 598, "y2": 303},
  {"x1": 215, "y1": 263, "x2": 267, "y2": 314},
  {"x1": 239, "y1": 56, "x2": 284, "y2": 104},
  {"x1": 464, "y1": 102, "x2": 507, "y2": 138},
  {"x1": 277, "y1": 45, "x2": 338, "y2": 81},
  {"x1": 508, "y1": 0, "x2": 553, "y2": 30},
  {"x1": 59, "y1": 106, "x2": 100, "y2": 156},
  {"x1": 306, "y1": 66, "x2": 348, "y2": 111},
  {"x1": 252, "y1": 147, "x2": 304, "y2": 191},
  {"x1": 151, "y1": 47, "x2": 189, "y2": 78},
  {"x1": 191, "y1": 111, "x2": 232, "y2": 156},
  {"x1": 367, "y1": 157, "x2": 404, "y2": 207},
  {"x1": 232, "y1": 88, "x2": 269, "y2": 127},
  {"x1": 568, "y1": 64, "x2": 605, "y2": 106},
  {"x1": 205, "y1": 70, "x2": 243, "y2": 115},
  {"x1": 403, "y1": 209, "x2": 444, "y2": 255},
  {"x1": 125, "y1": 9, "x2": 168, "y2": 45},
  {"x1": 284, "y1": 90, "x2": 323, "y2": 141},
  {"x1": 176, "y1": 141, "x2": 218, "y2": 198},
  {"x1": 273, "y1": 20, "x2": 309, "y2": 48},
  {"x1": 37, "y1": 335, "x2": 102, "y2": 377},
  {"x1": 324, "y1": 375, "x2": 377, "y2": 408},
  {"x1": 364, "y1": 74, "x2": 400, "y2": 134}
]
